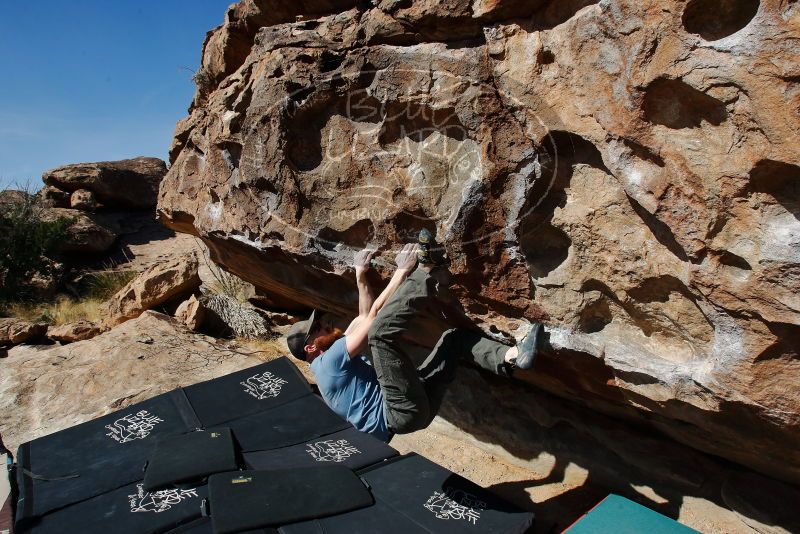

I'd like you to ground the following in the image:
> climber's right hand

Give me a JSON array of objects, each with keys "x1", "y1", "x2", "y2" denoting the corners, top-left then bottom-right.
[{"x1": 394, "y1": 243, "x2": 419, "y2": 273}]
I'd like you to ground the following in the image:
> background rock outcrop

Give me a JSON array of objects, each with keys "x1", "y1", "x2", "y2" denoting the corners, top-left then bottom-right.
[
  {"x1": 42, "y1": 157, "x2": 167, "y2": 210},
  {"x1": 28, "y1": 157, "x2": 170, "y2": 255},
  {"x1": 158, "y1": 0, "x2": 800, "y2": 484}
]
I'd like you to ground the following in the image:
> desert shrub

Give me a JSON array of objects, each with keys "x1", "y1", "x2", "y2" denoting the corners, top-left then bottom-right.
[
  {"x1": 192, "y1": 67, "x2": 216, "y2": 98},
  {"x1": 197, "y1": 244, "x2": 271, "y2": 339},
  {"x1": 0, "y1": 189, "x2": 72, "y2": 301},
  {"x1": 202, "y1": 291, "x2": 272, "y2": 339}
]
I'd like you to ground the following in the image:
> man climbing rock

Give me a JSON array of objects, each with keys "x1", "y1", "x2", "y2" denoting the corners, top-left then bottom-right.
[{"x1": 287, "y1": 231, "x2": 544, "y2": 441}]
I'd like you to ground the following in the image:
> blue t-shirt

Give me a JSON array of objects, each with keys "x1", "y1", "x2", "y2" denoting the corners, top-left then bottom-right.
[{"x1": 310, "y1": 337, "x2": 390, "y2": 442}]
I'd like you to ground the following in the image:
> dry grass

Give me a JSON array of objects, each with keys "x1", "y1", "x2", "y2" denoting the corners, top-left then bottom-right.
[
  {"x1": 201, "y1": 250, "x2": 250, "y2": 303},
  {"x1": 6, "y1": 296, "x2": 105, "y2": 325},
  {"x1": 237, "y1": 337, "x2": 287, "y2": 361},
  {"x1": 2, "y1": 267, "x2": 133, "y2": 325},
  {"x1": 84, "y1": 269, "x2": 136, "y2": 300}
]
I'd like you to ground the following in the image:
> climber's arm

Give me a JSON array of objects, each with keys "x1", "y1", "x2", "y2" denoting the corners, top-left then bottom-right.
[
  {"x1": 356, "y1": 267, "x2": 375, "y2": 317},
  {"x1": 344, "y1": 249, "x2": 375, "y2": 336},
  {"x1": 344, "y1": 244, "x2": 418, "y2": 356},
  {"x1": 353, "y1": 248, "x2": 376, "y2": 318}
]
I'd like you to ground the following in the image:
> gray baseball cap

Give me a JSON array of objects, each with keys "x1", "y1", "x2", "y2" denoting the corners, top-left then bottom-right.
[{"x1": 286, "y1": 310, "x2": 318, "y2": 361}]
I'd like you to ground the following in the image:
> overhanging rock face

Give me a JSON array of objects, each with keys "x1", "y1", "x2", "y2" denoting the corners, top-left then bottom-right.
[{"x1": 158, "y1": 0, "x2": 800, "y2": 483}]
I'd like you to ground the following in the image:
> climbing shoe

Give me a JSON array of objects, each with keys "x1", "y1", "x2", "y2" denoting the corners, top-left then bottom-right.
[
  {"x1": 417, "y1": 228, "x2": 448, "y2": 266},
  {"x1": 512, "y1": 322, "x2": 543, "y2": 370}
]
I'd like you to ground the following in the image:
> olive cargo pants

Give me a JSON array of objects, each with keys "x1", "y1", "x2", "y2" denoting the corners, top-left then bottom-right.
[{"x1": 368, "y1": 268, "x2": 511, "y2": 435}]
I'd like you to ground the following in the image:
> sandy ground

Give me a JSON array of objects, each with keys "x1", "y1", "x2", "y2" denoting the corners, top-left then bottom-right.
[
  {"x1": 392, "y1": 428, "x2": 602, "y2": 533},
  {"x1": 390, "y1": 425, "x2": 761, "y2": 534}
]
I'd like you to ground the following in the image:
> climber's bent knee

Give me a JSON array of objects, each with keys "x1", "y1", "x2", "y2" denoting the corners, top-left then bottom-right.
[{"x1": 384, "y1": 402, "x2": 431, "y2": 435}]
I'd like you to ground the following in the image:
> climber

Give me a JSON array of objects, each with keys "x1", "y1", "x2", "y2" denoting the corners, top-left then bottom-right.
[{"x1": 287, "y1": 230, "x2": 544, "y2": 441}]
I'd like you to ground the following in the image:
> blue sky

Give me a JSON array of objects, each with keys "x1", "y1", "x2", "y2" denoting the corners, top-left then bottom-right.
[{"x1": 0, "y1": 1, "x2": 233, "y2": 191}]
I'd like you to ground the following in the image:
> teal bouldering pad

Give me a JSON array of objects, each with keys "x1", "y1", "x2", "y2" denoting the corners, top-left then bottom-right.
[{"x1": 564, "y1": 494, "x2": 698, "y2": 533}]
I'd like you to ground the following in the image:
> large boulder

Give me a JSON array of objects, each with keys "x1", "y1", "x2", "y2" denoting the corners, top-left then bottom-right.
[
  {"x1": 43, "y1": 157, "x2": 167, "y2": 210},
  {"x1": 0, "y1": 311, "x2": 263, "y2": 452},
  {"x1": 157, "y1": 0, "x2": 800, "y2": 485},
  {"x1": 105, "y1": 253, "x2": 201, "y2": 326},
  {"x1": 190, "y1": 0, "x2": 358, "y2": 111}
]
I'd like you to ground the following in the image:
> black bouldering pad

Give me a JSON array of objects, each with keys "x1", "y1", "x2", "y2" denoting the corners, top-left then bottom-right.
[
  {"x1": 165, "y1": 517, "x2": 278, "y2": 533},
  {"x1": 243, "y1": 427, "x2": 397, "y2": 472},
  {"x1": 280, "y1": 453, "x2": 534, "y2": 534},
  {"x1": 183, "y1": 358, "x2": 312, "y2": 427},
  {"x1": 228, "y1": 395, "x2": 350, "y2": 452},
  {"x1": 360, "y1": 453, "x2": 534, "y2": 533},
  {"x1": 15, "y1": 389, "x2": 199, "y2": 524},
  {"x1": 144, "y1": 428, "x2": 238, "y2": 491},
  {"x1": 18, "y1": 480, "x2": 207, "y2": 534},
  {"x1": 278, "y1": 500, "x2": 424, "y2": 534},
  {"x1": 208, "y1": 467, "x2": 373, "y2": 533}
]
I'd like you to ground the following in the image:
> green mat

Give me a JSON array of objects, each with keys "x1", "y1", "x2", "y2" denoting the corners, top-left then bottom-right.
[{"x1": 564, "y1": 494, "x2": 698, "y2": 533}]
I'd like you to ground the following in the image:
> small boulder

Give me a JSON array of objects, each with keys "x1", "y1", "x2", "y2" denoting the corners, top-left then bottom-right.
[
  {"x1": 0, "y1": 318, "x2": 48, "y2": 347},
  {"x1": 174, "y1": 295, "x2": 205, "y2": 331},
  {"x1": 40, "y1": 208, "x2": 117, "y2": 253},
  {"x1": 69, "y1": 189, "x2": 100, "y2": 211},
  {"x1": 47, "y1": 321, "x2": 105, "y2": 344},
  {"x1": 43, "y1": 157, "x2": 167, "y2": 210},
  {"x1": 106, "y1": 253, "x2": 201, "y2": 327},
  {"x1": 37, "y1": 186, "x2": 71, "y2": 208}
]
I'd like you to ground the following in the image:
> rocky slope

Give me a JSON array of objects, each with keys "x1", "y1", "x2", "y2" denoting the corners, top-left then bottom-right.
[
  {"x1": 157, "y1": 0, "x2": 800, "y2": 484},
  {"x1": 0, "y1": 311, "x2": 263, "y2": 452}
]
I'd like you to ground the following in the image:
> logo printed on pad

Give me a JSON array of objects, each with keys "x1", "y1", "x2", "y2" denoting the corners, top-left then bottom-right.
[
  {"x1": 240, "y1": 371, "x2": 288, "y2": 400},
  {"x1": 105, "y1": 410, "x2": 164, "y2": 443},
  {"x1": 128, "y1": 484, "x2": 198, "y2": 513},
  {"x1": 424, "y1": 487, "x2": 486, "y2": 524},
  {"x1": 306, "y1": 439, "x2": 361, "y2": 462}
]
